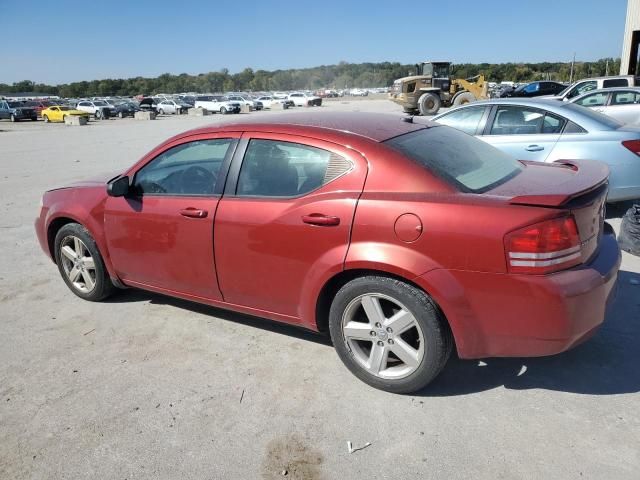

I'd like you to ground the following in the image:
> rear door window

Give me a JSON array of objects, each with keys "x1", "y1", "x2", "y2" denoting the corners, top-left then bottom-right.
[{"x1": 385, "y1": 126, "x2": 522, "y2": 193}]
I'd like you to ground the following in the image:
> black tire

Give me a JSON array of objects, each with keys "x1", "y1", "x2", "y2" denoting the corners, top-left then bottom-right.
[
  {"x1": 10, "y1": 114, "x2": 16, "y2": 122},
  {"x1": 220, "y1": 107, "x2": 227, "y2": 115},
  {"x1": 118, "y1": 111, "x2": 124, "y2": 118},
  {"x1": 418, "y1": 93, "x2": 441, "y2": 116},
  {"x1": 158, "y1": 108, "x2": 164, "y2": 115},
  {"x1": 62, "y1": 115, "x2": 67, "y2": 122},
  {"x1": 452, "y1": 91, "x2": 476, "y2": 107},
  {"x1": 329, "y1": 276, "x2": 452, "y2": 394},
  {"x1": 43, "y1": 115, "x2": 49, "y2": 123},
  {"x1": 54, "y1": 223, "x2": 115, "y2": 302},
  {"x1": 31, "y1": 117, "x2": 37, "y2": 121}
]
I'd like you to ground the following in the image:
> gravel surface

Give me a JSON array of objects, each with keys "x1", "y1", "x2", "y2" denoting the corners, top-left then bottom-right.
[{"x1": 1, "y1": 99, "x2": 639, "y2": 479}]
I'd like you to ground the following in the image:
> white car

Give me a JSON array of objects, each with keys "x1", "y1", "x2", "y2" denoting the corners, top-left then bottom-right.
[
  {"x1": 288, "y1": 92, "x2": 322, "y2": 107},
  {"x1": 156, "y1": 99, "x2": 190, "y2": 115},
  {"x1": 194, "y1": 95, "x2": 241, "y2": 114},
  {"x1": 255, "y1": 96, "x2": 287, "y2": 109},
  {"x1": 224, "y1": 95, "x2": 262, "y2": 110},
  {"x1": 76, "y1": 100, "x2": 117, "y2": 118},
  {"x1": 570, "y1": 87, "x2": 640, "y2": 126},
  {"x1": 272, "y1": 91, "x2": 289, "y2": 100},
  {"x1": 350, "y1": 88, "x2": 368, "y2": 96}
]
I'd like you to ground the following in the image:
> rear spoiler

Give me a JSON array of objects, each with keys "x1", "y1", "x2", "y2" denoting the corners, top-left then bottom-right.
[{"x1": 509, "y1": 160, "x2": 609, "y2": 207}]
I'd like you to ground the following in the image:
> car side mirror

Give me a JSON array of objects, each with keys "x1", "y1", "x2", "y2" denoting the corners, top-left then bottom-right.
[{"x1": 107, "y1": 176, "x2": 130, "y2": 197}]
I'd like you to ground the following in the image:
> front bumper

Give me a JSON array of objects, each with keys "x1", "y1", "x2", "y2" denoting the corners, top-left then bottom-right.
[{"x1": 417, "y1": 223, "x2": 621, "y2": 359}]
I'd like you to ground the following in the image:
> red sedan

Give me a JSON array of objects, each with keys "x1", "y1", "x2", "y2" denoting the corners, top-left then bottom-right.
[{"x1": 35, "y1": 112, "x2": 620, "y2": 393}]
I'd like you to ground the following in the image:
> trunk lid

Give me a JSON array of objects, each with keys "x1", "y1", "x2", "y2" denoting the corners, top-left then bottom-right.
[{"x1": 491, "y1": 159, "x2": 609, "y2": 263}]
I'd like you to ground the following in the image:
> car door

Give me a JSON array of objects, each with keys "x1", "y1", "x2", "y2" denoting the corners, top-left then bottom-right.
[
  {"x1": 605, "y1": 90, "x2": 640, "y2": 124},
  {"x1": 103, "y1": 133, "x2": 239, "y2": 299},
  {"x1": 479, "y1": 105, "x2": 563, "y2": 161},
  {"x1": 49, "y1": 107, "x2": 60, "y2": 121},
  {"x1": 214, "y1": 133, "x2": 367, "y2": 321},
  {"x1": 0, "y1": 101, "x2": 9, "y2": 119},
  {"x1": 563, "y1": 80, "x2": 597, "y2": 101}
]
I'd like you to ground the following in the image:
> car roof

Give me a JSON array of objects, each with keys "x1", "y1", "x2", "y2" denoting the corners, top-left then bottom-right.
[{"x1": 181, "y1": 112, "x2": 433, "y2": 142}]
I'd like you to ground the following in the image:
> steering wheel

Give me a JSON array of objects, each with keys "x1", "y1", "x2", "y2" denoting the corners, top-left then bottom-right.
[{"x1": 179, "y1": 166, "x2": 216, "y2": 194}]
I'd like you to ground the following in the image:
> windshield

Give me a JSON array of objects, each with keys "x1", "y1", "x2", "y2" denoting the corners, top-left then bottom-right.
[
  {"x1": 385, "y1": 126, "x2": 522, "y2": 193},
  {"x1": 94, "y1": 101, "x2": 108, "y2": 106},
  {"x1": 8, "y1": 102, "x2": 23, "y2": 107},
  {"x1": 59, "y1": 107, "x2": 71, "y2": 111}
]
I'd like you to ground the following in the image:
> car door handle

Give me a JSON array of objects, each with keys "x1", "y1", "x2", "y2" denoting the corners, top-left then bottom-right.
[
  {"x1": 302, "y1": 214, "x2": 340, "y2": 226},
  {"x1": 180, "y1": 208, "x2": 208, "y2": 218},
  {"x1": 525, "y1": 145, "x2": 545, "y2": 152}
]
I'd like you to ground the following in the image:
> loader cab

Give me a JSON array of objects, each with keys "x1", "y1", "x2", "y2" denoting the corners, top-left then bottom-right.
[{"x1": 417, "y1": 62, "x2": 452, "y2": 92}]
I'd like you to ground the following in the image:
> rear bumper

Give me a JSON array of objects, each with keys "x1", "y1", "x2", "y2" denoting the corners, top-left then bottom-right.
[{"x1": 417, "y1": 224, "x2": 621, "y2": 359}]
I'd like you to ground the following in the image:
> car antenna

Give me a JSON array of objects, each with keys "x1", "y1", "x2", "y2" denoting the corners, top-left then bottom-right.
[{"x1": 402, "y1": 115, "x2": 414, "y2": 123}]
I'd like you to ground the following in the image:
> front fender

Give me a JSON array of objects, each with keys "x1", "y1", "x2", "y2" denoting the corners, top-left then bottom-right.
[{"x1": 43, "y1": 189, "x2": 118, "y2": 281}]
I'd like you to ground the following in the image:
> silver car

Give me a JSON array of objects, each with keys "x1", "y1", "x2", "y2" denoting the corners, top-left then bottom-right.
[
  {"x1": 432, "y1": 98, "x2": 640, "y2": 202},
  {"x1": 570, "y1": 87, "x2": 640, "y2": 126}
]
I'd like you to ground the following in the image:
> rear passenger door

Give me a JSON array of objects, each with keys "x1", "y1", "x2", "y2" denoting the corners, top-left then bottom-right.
[
  {"x1": 214, "y1": 133, "x2": 367, "y2": 322},
  {"x1": 480, "y1": 105, "x2": 563, "y2": 161}
]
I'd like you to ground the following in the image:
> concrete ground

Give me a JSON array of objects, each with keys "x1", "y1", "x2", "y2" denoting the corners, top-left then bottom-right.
[{"x1": 1, "y1": 99, "x2": 639, "y2": 479}]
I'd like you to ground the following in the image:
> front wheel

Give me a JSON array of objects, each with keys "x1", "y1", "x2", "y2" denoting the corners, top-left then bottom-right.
[
  {"x1": 43, "y1": 115, "x2": 49, "y2": 123},
  {"x1": 329, "y1": 276, "x2": 452, "y2": 393},
  {"x1": 118, "y1": 111, "x2": 124, "y2": 118},
  {"x1": 418, "y1": 93, "x2": 441, "y2": 116},
  {"x1": 10, "y1": 114, "x2": 16, "y2": 122},
  {"x1": 158, "y1": 109, "x2": 164, "y2": 115},
  {"x1": 452, "y1": 91, "x2": 477, "y2": 107},
  {"x1": 220, "y1": 107, "x2": 227, "y2": 115},
  {"x1": 62, "y1": 115, "x2": 67, "y2": 122},
  {"x1": 54, "y1": 223, "x2": 115, "y2": 302}
]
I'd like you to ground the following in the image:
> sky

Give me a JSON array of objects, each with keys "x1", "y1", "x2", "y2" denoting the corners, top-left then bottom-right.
[{"x1": 0, "y1": 0, "x2": 630, "y2": 85}]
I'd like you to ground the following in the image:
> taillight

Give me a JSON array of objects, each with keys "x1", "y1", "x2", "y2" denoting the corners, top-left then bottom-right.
[
  {"x1": 505, "y1": 216, "x2": 581, "y2": 274},
  {"x1": 622, "y1": 140, "x2": 640, "y2": 156}
]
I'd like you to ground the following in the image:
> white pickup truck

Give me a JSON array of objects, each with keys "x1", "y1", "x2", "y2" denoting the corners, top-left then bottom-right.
[{"x1": 194, "y1": 95, "x2": 241, "y2": 114}]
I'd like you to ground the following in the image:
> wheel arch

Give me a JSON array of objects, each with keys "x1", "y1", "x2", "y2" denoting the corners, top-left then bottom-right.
[{"x1": 314, "y1": 269, "x2": 454, "y2": 349}]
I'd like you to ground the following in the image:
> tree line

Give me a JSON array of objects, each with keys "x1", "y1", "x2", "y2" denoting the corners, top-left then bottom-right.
[{"x1": 0, "y1": 58, "x2": 621, "y2": 97}]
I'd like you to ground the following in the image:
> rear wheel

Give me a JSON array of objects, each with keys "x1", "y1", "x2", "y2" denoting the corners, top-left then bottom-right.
[
  {"x1": 453, "y1": 91, "x2": 477, "y2": 107},
  {"x1": 220, "y1": 107, "x2": 227, "y2": 115},
  {"x1": 418, "y1": 93, "x2": 441, "y2": 116},
  {"x1": 62, "y1": 115, "x2": 67, "y2": 122},
  {"x1": 158, "y1": 108, "x2": 164, "y2": 115},
  {"x1": 54, "y1": 223, "x2": 115, "y2": 302},
  {"x1": 43, "y1": 115, "x2": 49, "y2": 123},
  {"x1": 10, "y1": 114, "x2": 16, "y2": 122},
  {"x1": 329, "y1": 276, "x2": 452, "y2": 393},
  {"x1": 118, "y1": 111, "x2": 124, "y2": 118}
]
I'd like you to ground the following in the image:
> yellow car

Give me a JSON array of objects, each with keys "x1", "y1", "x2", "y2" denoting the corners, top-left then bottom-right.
[{"x1": 41, "y1": 106, "x2": 90, "y2": 123}]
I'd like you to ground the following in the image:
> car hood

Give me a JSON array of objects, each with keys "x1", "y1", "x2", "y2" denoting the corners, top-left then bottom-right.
[{"x1": 48, "y1": 171, "x2": 121, "y2": 192}]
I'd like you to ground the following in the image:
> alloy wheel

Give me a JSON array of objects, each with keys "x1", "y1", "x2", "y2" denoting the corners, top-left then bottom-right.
[
  {"x1": 341, "y1": 293, "x2": 425, "y2": 380},
  {"x1": 59, "y1": 236, "x2": 97, "y2": 293}
]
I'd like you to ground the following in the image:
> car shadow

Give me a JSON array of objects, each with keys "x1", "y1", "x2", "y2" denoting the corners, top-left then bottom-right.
[
  {"x1": 422, "y1": 269, "x2": 640, "y2": 397},
  {"x1": 105, "y1": 288, "x2": 333, "y2": 347},
  {"x1": 105, "y1": 270, "x2": 639, "y2": 397}
]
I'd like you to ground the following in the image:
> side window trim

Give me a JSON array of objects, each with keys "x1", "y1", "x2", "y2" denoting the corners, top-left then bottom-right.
[{"x1": 131, "y1": 137, "x2": 238, "y2": 197}]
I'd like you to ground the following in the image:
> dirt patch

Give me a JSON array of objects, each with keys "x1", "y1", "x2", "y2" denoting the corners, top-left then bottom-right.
[{"x1": 262, "y1": 434, "x2": 324, "y2": 480}]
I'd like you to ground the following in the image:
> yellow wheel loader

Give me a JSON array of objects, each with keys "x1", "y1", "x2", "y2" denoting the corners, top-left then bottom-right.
[{"x1": 388, "y1": 61, "x2": 488, "y2": 115}]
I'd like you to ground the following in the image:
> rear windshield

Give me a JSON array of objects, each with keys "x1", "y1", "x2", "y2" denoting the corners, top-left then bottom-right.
[{"x1": 385, "y1": 126, "x2": 522, "y2": 193}]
